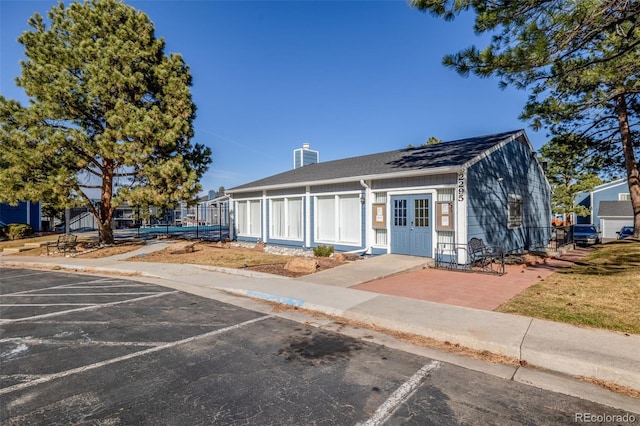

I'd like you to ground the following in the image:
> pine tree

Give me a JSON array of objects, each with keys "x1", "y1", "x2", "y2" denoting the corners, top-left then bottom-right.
[
  {"x1": 411, "y1": 0, "x2": 640, "y2": 237},
  {"x1": 538, "y1": 134, "x2": 602, "y2": 223},
  {"x1": 0, "y1": 0, "x2": 211, "y2": 244}
]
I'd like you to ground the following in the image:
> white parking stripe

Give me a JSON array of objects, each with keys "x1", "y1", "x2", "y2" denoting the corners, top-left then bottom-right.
[
  {"x1": 0, "y1": 337, "x2": 164, "y2": 347},
  {"x1": 0, "y1": 271, "x2": 51, "y2": 279},
  {"x1": 2, "y1": 292, "x2": 164, "y2": 297},
  {"x1": 3, "y1": 278, "x2": 115, "y2": 295},
  {"x1": 65, "y1": 284, "x2": 156, "y2": 288},
  {"x1": 0, "y1": 314, "x2": 274, "y2": 395},
  {"x1": 1, "y1": 304, "x2": 96, "y2": 307},
  {"x1": 0, "y1": 291, "x2": 178, "y2": 324},
  {"x1": 362, "y1": 360, "x2": 441, "y2": 426}
]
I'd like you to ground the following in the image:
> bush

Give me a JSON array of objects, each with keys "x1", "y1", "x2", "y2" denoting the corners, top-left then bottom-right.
[
  {"x1": 2, "y1": 223, "x2": 33, "y2": 240},
  {"x1": 313, "y1": 244, "x2": 334, "y2": 257}
]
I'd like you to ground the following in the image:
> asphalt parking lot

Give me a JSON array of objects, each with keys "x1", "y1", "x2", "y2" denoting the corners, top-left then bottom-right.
[{"x1": 1, "y1": 268, "x2": 635, "y2": 425}]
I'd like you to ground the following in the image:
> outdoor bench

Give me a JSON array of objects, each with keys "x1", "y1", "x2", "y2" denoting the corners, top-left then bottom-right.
[
  {"x1": 468, "y1": 237, "x2": 505, "y2": 275},
  {"x1": 46, "y1": 234, "x2": 78, "y2": 256}
]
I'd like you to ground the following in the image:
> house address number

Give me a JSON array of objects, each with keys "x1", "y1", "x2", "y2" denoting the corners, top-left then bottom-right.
[{"x1": 457, "y1": 173, "x2": 465, "y2": 201}]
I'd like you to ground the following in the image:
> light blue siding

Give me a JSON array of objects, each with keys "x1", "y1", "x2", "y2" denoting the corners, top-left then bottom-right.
[
  {"x1": 466, "y1": 138, "x2": 551, "y2": 253},
  {"x1": 236, "y1": 235, "x2": 260, "y2": 243},
  {"x1": 267, "y1": 187, "x2": 305, "y2": 197},
  {"x1": 591, "y1": 180, "x2": 628, "y2": 227},
  {"x1": 310, "y1": 182, "x2": 363, "y2": 193},
  {"x1": 370, "y1": 247, "x2": 388, "y2": 255},
  {"x1": 372, "y1": 174, "x2": 457, "y2": 190},
  {"x1": 575, "y1": 180, "x2": 628, "y2": 225}
]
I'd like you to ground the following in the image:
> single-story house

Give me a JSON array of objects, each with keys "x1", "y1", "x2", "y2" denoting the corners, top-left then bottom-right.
[
  {"x1": 575, "y1": 179, "x2": 632, "y2": 236},
  {"x1": 0, "y1": 201, "x2": 41, "y2": 232},
  {"x1": 227, "y1": 130, "x2": 551, "y2": 259}
]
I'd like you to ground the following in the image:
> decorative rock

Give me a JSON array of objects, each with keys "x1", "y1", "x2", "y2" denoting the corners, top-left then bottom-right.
[
  {"x1": 168, "y1": 242, "x2": 196, "y2": 254},
  {"x1": 253, "y1": 242, "x2": 266, "y2": 251},
  {"x1": 332, "y1": 253, "x2": 345, "y2": 263},
  {"x1": 284, "y1": 257, "x2": 319, "y2": 273},
  {"x1": 343, "y1": 253, "x2": 361, "y2": 261},
  {"x1": 230, "y1": 242, "x2": 315, "y2": 257}
]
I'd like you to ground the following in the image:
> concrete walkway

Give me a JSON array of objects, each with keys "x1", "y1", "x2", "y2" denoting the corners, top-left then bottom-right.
[{"x1": 1, "y1": 244, "x2": 638, "y2": 413}]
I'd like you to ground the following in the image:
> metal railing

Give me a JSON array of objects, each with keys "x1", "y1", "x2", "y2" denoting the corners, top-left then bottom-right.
[
  {"x1": 435, "y1": 242, "x2": 505, "y2": 275},
  {"x1": 549, "y1": 225, "x2": 573, "y2": 251},
  {"x1": 131, "y1": 203, "x2": 231, "y2": 242}
]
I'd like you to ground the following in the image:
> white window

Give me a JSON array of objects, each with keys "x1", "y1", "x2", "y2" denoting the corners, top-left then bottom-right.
[
  {"x1": 619, "y1": 193, "x2": 631, "y2": 201},
  {"x1": 316, "y1": 194, "x2": 360, "y2": 244},
  {"x1": 236, "y1": 200, "x2": 261, "y2": 237},
  {"x1": 508, "y1": 194, "x2": 523, "y2": 228},
  {"x1": 237, "y1": 202, "x2": 247, "y2": 235},
  {"x1": 270, "y1": 197, "x2": 303, "y2": 240},
  {"x1": 316, "y1": 196, "x2": 336, "y2": 241}
]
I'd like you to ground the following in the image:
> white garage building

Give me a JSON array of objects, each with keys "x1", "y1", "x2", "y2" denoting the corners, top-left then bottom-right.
[{"x1": 598, "y1": 200, "x2": 634, "y2": 239}]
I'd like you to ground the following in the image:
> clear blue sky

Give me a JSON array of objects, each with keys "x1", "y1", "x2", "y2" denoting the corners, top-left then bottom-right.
[{"x1": 1, "y1": 0, "x2": 548, "y2": 194}]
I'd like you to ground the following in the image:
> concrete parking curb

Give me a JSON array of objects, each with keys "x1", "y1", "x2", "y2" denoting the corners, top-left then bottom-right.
[
  {"x1": 521, "y1": 319, "x2": 640, "y2": 391},
  {"x1": 0, "y1": 260, "x2": 164, "y2": 280},
  {"x1": 215, "y1": 285, "x2": 640, "y2": 398}
]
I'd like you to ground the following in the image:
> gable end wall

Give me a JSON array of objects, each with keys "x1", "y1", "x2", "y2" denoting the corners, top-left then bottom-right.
[
  {"x1": 466, "y1": 139, "x2": 551, "y2": 253},
  {"x1": 591, "y1": 180, "x2": 630, "y2": 228}
]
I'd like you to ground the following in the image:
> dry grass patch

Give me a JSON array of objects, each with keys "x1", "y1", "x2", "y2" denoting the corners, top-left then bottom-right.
[
  {"x1": 8, "y1": 240, "x2": 143, "y2": 258},
  {"x1": 0, "y1": 234, "x2": 60, "y2": 249},
  {"x1": 580, "y1": 377, "x2": 640, "y2": 399},
  {"x1": 75, "y1": 242, "x2": 144, "y2": 258},
  {"x1": 126, "y1": 242, "x2": 345, "y2": 277},
  {"x1": 497, "y1": 240, "x2": 640, "y2": 335},
  {"x1": 129, "y1": 242, "x2": 295, "y2": 267}
]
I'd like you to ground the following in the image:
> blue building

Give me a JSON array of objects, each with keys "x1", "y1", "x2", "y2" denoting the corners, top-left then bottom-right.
[
  {"x1": 0, "y1": 201, "x2": 41, "y2": 232},
  {"x1": 575, "y1": 179, "x2": 633, "y2": 239},
  {"x1": 227, "y1": 130, "x2": 551, "y2": 258}
]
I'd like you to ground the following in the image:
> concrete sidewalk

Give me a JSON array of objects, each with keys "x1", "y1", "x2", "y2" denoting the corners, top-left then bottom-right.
[{"x1": 1, "y1": 245, "x2": 639, "y2": 413}]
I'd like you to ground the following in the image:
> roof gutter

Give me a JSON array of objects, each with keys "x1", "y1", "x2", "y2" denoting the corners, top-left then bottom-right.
[{"x1": 360, "y1": 179, "x2": 371, "y2": 255}]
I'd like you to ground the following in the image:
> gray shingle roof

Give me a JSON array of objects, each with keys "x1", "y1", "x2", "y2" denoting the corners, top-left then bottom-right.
[
  {"x1": 598, "y1": 200, "x2": 633, "y2": 217},
  {"x1": 228, "y1": 130, "x2": 525, "y2": 192}
]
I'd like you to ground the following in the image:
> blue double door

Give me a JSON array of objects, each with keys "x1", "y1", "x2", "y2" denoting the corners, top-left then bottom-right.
[{"x1": 390, "y1": 194, "x2": 432, "y2": 257}]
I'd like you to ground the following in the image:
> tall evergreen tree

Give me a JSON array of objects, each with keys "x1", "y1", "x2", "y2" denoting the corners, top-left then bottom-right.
[
  {"x1": 0, "y1": 0, "x2": 211, "y2": 244},
  {"x1": 411, "y1": 0, "x2": 640, "y2": 237},
  {"x1": 539, "y1": 134, "x2": 602, "y2": 223}
]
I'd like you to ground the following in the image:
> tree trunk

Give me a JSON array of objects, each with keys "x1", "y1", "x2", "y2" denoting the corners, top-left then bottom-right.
[
  {"x1": 615, "y1": 95, "x2": 640, "y2": 238},
  {"x1": 98, "y1": 161, "x2": 115, "y2": 244}
]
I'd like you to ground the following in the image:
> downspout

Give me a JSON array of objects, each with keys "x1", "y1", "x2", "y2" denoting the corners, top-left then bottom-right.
[
  {"x1": 262, "y1": 190, "x2": 267, "y2": 243},
  {"x1": 360, "y1": 179, "x2": 372, "y2": 254},
  {"x1": 226, "y1": 194, "x2": 235, "y2": 241}
]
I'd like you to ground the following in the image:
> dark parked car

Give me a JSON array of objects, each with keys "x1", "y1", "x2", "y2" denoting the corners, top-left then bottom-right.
[
  {"x1": 617, "y1": 226, "x2": 634, "y2": 239},
  {"x1": 573, "y1": 225, "x2": 600, "y2": 246}
]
